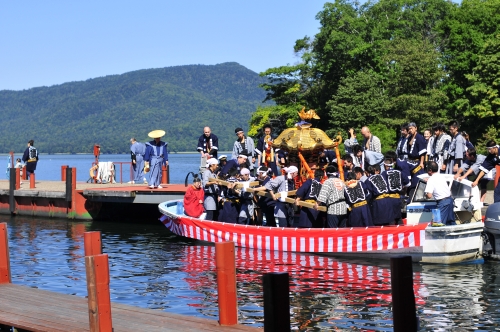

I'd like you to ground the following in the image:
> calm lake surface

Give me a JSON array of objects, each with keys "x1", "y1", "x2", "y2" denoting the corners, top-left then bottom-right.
[
  {"x1": 2, "y1": 154, "x2": 500, "y2": 330},
  {"x1": 4, "y1": 153, "x2": 205, "y2": 184}
]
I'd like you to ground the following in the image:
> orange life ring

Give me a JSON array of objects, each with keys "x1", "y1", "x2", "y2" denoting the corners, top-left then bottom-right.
[{"x1": 89, "y1": 165, "x2": 98, "y2": 179}]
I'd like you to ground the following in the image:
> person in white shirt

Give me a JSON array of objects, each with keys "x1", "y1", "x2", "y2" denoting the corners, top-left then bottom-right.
[{"x1": 424, "y1": 161, "x2": 456, "y2": 225}]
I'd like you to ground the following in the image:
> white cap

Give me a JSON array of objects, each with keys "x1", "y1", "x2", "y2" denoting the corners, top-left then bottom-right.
[
  {"x1": 284, "y1": 166, "x2": 298, "y2": 173},
  {"x1": 218, "y1": 155, "x2": 227, "y2": 160},
  {"x1": 207, "y1": 158, "x2": 219, "y2": 166},
  {"x1": 240, "y1": 168, "x2": 250, "y2": 175}
]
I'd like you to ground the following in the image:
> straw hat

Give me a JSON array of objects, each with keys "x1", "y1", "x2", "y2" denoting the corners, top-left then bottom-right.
[{"x1": 148, "y1": 130, "x2": 165, "y2": 138}]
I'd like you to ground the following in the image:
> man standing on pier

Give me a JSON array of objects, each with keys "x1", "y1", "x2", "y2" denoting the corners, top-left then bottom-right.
[
  {"x1": 144, "y1": 130, "x2": 168, "y2": 189},
  {"x1": 197, "y1": 126, "x2": 218, "y2": 159},
  {"x1": 129, "y1": 138, "x2": 147, "y2": 184},
  {"x1": 22, "y1": 139, "x2": 38, "y2": 180}
]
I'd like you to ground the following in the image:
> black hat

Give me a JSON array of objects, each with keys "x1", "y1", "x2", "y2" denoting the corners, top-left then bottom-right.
[{"x1": 235, "y1": 127, "x2": 244, "y2": 133}]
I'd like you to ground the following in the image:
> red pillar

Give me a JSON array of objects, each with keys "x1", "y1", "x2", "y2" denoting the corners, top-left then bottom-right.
[
  {"x1": 30, "y1": 173, "x2": 35, "y2": 188},
  {"x1": 15, "y1": 168, "x2": 20, "y2": 190},
  {"x1": 161, "y1": 165, "x2": 168, "y2": 185},
  {"x1": 215, "y1": 241, "x2": 238, "y2": 326},
  {"x1": 84, "y1": 232, "x2": 102, "y2": 256},
  {"x1": 86, "y1": 254, "x2": 113, "y2": 332},
  {"x1": 62, "y1": 165, "x2": 68, "y2": 181},
  {"x1": 0, "y1": 223, "x2": 11, "y2": 284},
  {"x1": 72, "y1": 168, "x2": 77, "y2": 215}
]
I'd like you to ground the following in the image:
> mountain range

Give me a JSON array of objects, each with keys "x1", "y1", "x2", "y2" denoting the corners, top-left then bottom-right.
[{"x1": 0, "y1": 62, "x2": 267, "y2": 154}]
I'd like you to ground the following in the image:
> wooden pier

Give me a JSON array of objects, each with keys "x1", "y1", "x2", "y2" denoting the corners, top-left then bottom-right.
[
  {"x1": 0, "y1": 224, "x2": 258, "y2": 332},
  {"x1": 0, "y1": 284, "x2": 256, "y2": 332},
  {"x1": 0, "y1": 167, "x2": 187, "y2": 221}
]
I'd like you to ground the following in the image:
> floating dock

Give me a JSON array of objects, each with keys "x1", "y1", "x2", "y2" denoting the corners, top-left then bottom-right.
[{"x1": 0, "y1": 168, "x2": 186, "y2": 221}]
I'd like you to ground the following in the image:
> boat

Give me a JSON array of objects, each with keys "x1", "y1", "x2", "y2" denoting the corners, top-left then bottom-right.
[
  {"x1": 159, "y1": 174, "x2": 485, "y2": 264},
  {"x1": 159, "y1": 109, "x2": 485, "y2": 264},
  {"x1": 483, "y1": 202, "x2": 500, "y2": 260}
]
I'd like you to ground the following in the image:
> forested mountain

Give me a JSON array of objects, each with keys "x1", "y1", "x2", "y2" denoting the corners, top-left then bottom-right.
[{"x1": 0, "y1": 62, "x2": 267, "y2": 154}]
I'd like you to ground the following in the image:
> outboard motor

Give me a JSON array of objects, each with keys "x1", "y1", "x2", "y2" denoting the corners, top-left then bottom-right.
[{"x1": 483, "y1": 202, "x2": 500, "y2": 259}]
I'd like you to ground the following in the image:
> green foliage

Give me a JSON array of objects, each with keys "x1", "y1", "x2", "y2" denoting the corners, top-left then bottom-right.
[
  {"x1": 475, "y1": 125, "x2": 500, "y2": 155},
  {"x1": 0, "y1": 62, "x2": 267, "y2": 154},
  {"x1": 328, "y1": 70, "x2": 389, "y2": 133},
  {"x1": 439, "y1": 0, "x2": 500, "y2": 116},
  {"x1": 258, "y1": 0, "x2": 500, "y2": 149},
  {"x1": 248, "y1": 105, "x2": 301, "y2": 138},
  {"x1": 369, "y1": 123, "x2": 399, "y2": 154},
  {"x1": 465, "y1": 34, "x2": 500, "y2": 118}
]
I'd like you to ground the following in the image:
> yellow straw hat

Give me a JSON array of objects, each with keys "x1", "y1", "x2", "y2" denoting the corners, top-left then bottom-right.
[{"x1": 148, "y1": 129, "x2": 166, "y2": 138}]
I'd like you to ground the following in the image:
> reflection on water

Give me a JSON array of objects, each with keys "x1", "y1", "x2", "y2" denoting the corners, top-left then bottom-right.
[{"x1": 2, "y1": 214, "x2": 500, "y2": 331}]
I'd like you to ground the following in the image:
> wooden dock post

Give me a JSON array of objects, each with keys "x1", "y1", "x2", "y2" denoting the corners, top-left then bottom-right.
[
  {"x1": 263, "y1": 272, "x2": 290, "y2": 332},
  {"x1": 22, "y1": 165, "x2": 27, "y2": 180},
  {"x1": 15, "y1": 168, "x2": 20, "y2": 190},
  {"x1": 84, "y1": 232, "x2": 102, "y2": 256},
  {"x1": 72, "y1": 168, "x2": 77, "y2": 215},
  {"x1": 215, "y1": 241, "x2": 238, "y2": 326},
  {"x1": 61, "y1": 165, "x2": 68, "y2": 181},
  {"x1": 390, "y1": 256, "x2": 418, "y2": 332},
  {"x1": 161, "y1": 165, "x2": 168, "y2": 185},
  {"x1": 0, "y1": 223, "x2": 11, "y2": 284},
  {"x1": 29, "y1": 173, "x2": 36, "y2": 188},
  {"x1": 66, "y1": 167, "x2": 77, "y2": 218},
  {"x1": 86, "y1": 254, "x2": 113, "y2": 332},
  {"x1": 9, "y1": 168, "x2": 16, "y2": 214}
]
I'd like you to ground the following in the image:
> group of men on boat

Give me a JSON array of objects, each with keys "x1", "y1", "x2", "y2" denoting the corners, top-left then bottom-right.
[
  {"x1": 179, "y1": 118, "x2": 499, "y2": 228},
  {"x1": 130, "y1": 117, "x2": 499, "y2": 228}
]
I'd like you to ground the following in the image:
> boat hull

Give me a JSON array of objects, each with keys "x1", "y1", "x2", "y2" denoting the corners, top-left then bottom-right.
[{"x1": 159, "y1": 200, "x2": 483, "y2": 264}]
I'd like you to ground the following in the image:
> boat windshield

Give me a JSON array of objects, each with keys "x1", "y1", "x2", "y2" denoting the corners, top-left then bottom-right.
[{"x1": 413, "y1": 179, "x2": 472, "y2": 202}]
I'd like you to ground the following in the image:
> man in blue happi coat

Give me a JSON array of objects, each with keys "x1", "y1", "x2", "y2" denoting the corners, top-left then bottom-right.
[
  {"x1": 255, "y1": 124, "x2": 279, "y2": 176},
  {"x1": 144, "y1": 130, "x2": 168, "y2": 189},
  {"x1": 197, "y1": 126, "x2": 219, "y2": 159},
  {"x1": 129, "y1": 138, "x2": 147, "y2": 184},
  {"x1": 406, "y1": 122, "x2": 427, "y2": 169},
  {"x1": 472, "y1": 141, "x2": 500, "y2": 203},
  {"x1": 22, "y1": 139, "x2": 38, "y2": 179}
]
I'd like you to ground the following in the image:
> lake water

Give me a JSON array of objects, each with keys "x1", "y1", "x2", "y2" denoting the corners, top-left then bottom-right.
[
  {"x1": 4, "y1": 153, "x2": 206, "y2": 184},
  {"x1": 2, "y1": 154, "x2": 500, "y2": 330}
]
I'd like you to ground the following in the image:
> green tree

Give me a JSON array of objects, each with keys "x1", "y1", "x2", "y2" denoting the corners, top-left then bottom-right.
[
  {"x1": 248, "y1": 105, "x2": 301, "y2": 138},
  {"x1": 475, "y1": 125, "x2": 500, "y2": 155},
  {"x1": 465, "y1": 34, "x2": 500, "y2": 119},
  {"x1": 382, "y1": 38, "x2": 449, "y2": 129},
  {"x1": 439, "y1": 0, "x2": 500, "y2": 118},
  {"x1": 260, "y1": 0, "x2": 455, "y2": 132},
  {"x1": 327, "y1": 70, "x2": 389, "y2": 135}
]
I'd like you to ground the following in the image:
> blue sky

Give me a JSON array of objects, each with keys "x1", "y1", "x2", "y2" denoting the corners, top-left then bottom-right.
[{"x1": 0, "y1": 1, "x2": 327, "y2": 91}]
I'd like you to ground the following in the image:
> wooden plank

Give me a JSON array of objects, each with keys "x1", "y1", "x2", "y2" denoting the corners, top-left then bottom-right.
[
  {"x1": 208, "y1": 178, "x2": 327, "y2": 212},
  {"x1": 208, "y1": 178, "x2": 259, "y2": 188},
  {"x1": 86, "y1": 255, "x2": 99, "y2": 331},
  {"x1": 0, "y1": 284, "x2": 258, "y2": 332},
  {"x1": 247, "y1": 188, "x2": 296, "y2": 199}
]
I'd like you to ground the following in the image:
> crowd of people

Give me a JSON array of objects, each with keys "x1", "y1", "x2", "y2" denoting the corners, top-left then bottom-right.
[{"x1": 135, "y1": 121, "x2": 499, "y2": 228}]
